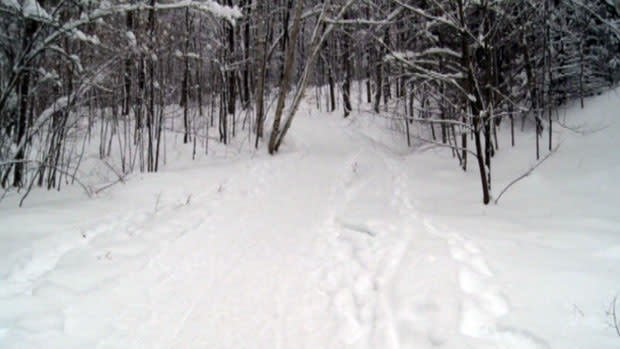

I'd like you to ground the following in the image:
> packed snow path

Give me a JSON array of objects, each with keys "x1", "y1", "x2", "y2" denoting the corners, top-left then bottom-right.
[
  {"x1": 0, "y1": 115, "x2": 503, "y2": 348},
  {"x1": 2, "y1": 92, "x2": 620, "y2": 348}
]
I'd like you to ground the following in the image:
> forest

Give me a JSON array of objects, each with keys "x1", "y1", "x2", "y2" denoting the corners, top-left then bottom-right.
[
  {"x1": 1, "y1": 0, "x2": 620, "y2": 204},
  {"x1": 2, "y1": 1, "x2": 620, "y2": 347}
]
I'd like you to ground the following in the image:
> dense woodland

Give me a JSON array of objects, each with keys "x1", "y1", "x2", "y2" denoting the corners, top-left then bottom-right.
[{"x1": 1, "y1": 0, "x2": 620, "y2": 204}]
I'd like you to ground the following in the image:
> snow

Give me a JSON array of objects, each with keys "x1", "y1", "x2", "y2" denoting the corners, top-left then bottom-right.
[
  {"x1": 174, "y1": 51, "x2": 201, "y2": 59},
  {"x1": 195, "y1": 1, "x2": 242, "y2": 25},
  {"x1": 126, "y1": 31, "x2": 136, "y2": 47},
  {"x1": 22, "y1": 0, "x2": 50, "y2": 20},
  {"x1": 1, "y1": 0, "x2": 20, "y2": 11},
  {"x1": 98, "y1": 0, "x2": 111, "y2": 11},
  {"x1": 71, "y1": 29, "x2": 100, "y2": 45},
  {"x1": 72, "y1": 29, "x2": 88, "y2": 42},
  {"x1": 0, "y1": 88, "x2": 619, "y2": 348},
  {"x1": 69, "y1": 54, "x2": 83, "y2": 72}
]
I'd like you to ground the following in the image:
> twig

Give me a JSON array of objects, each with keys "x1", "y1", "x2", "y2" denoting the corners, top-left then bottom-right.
[
  {"x1": 494, "y1": 143, "x2": 560, "y2": 204},
  {"x1": 410, "y1": 132, "x2": 480, "y2": 158},
  {"x1": 0, "y1": 159, "x2": 93, "y2": 202},
  {"x1": 19, "y1": 171, "x2": 40, "y2": 207},
  {"x1": 94, "y1": 177, "x2": 124, "y2": 194},
  {"x1": 555, "y1": 119, "x2": 609, "y2": 135},
  {"x1": 101, "y1": 159, "x2": 126, "y2": 183},
  {"x1": 0, "y1": 185, "x2": 12, "y2": 203},
  {"x1": 612, "y1": 294, "x2": 620, "y2": 338},
  {"x1": 154, "y1": 192, "x2": 162, "y2": 213}
]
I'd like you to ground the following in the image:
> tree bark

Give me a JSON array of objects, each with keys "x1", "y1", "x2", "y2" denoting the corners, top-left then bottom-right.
[
  {"x1": 14, "y1": 17, "x2": 39, "y2": 187},
  {"x1": 458, "y1": 0, "x2": 489, "y2": 204},
  {"x1": 254, "y1": 0, "x2": 267, "y2": 148},
  {"x1": 268, "y1": 0, "x2": 305, "y2": 154},
  {"x1": 342, "y1": 12, "x2": 352, "y2": 118}
]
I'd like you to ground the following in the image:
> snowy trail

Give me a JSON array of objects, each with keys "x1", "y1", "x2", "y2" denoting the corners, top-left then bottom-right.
[
  {"x1": 0, "y1": 157, "x2": 280, "y2": 347},
  {"x1": 0, "y1": 114, "x2": 389, "y2": 348},
  {"x1": 312, "y1": 122, "x2": 548, "y2": 348},
  {"x1": 312, "y1": 123, "x2": 466, "y2": 348},
  {"x1": 117, "y1": 155, "x2": 335, "y2": 348},
  {"x1": 317, "y1": 147, "x2": 410, "y2": 347},
  {"x1": 0, "y1": 114, "x2": 514, "y2": 348},
  {"x1": 2, "y1": 94, "x2": 620, "y2": 348}
]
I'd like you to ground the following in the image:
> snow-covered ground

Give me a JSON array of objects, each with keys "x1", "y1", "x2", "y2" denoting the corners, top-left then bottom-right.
[{"x1": 1, "y1": 89, "x2": 619, "y2": 348}]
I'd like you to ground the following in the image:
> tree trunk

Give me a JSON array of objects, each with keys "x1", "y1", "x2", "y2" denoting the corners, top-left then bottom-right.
[
  {"x1": 226, "y1": 0, "x2": 236, "y2": 140},
  {"x1": 255, "y1": 0, "x2": 267, "y2": 148},
  {"x1": 458, "y1": 0, "x2": 489, "y2": 204},
  {"x1": 182, "y1": 7, "x2": 191, "y2": 144},
  {"x1": 342, "y1": 12, "x2": 352, "y2": 118},
  {"x1": 271, "y1": 0, "x2": 357, "y2": 152},
  {"x1": 242, "y1": 0, "x2": 252, "y2": 108},
  {"x1": 328, "y1": 63, "x2": 335, "y2": 112},
  {"x1": 14, "y1": 18, "x2": 39, "y2": 187},
  {"x1": 522, "y1": 35, "x2": 541, "y2": 160},
  {"x1": 373, "y1": 47, "x2": 383, "y2": 113},
  {"x1": 124, "y1": 10, "x2": 134, "y2": 116},
  {"x1": 268, "y1": 0, "x2": 305, "y2": 154}
]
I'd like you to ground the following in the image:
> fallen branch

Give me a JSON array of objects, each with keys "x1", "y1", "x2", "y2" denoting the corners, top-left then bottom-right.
[
  {"x1": 494, "y1": 143, "x2": 560, "y2": 205},
  {"x1": 101, "y1": 159, "x2": 126, "y2": 184},
  {"x1": 94, "y1": 177, "x2": 124, "y2": 195},
  {"x1": 18, "y1": 161, "x2": 93, "y2": 207},
  {"x1": 556, "y1": 119, "x2": 609, "y2": 135}
]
